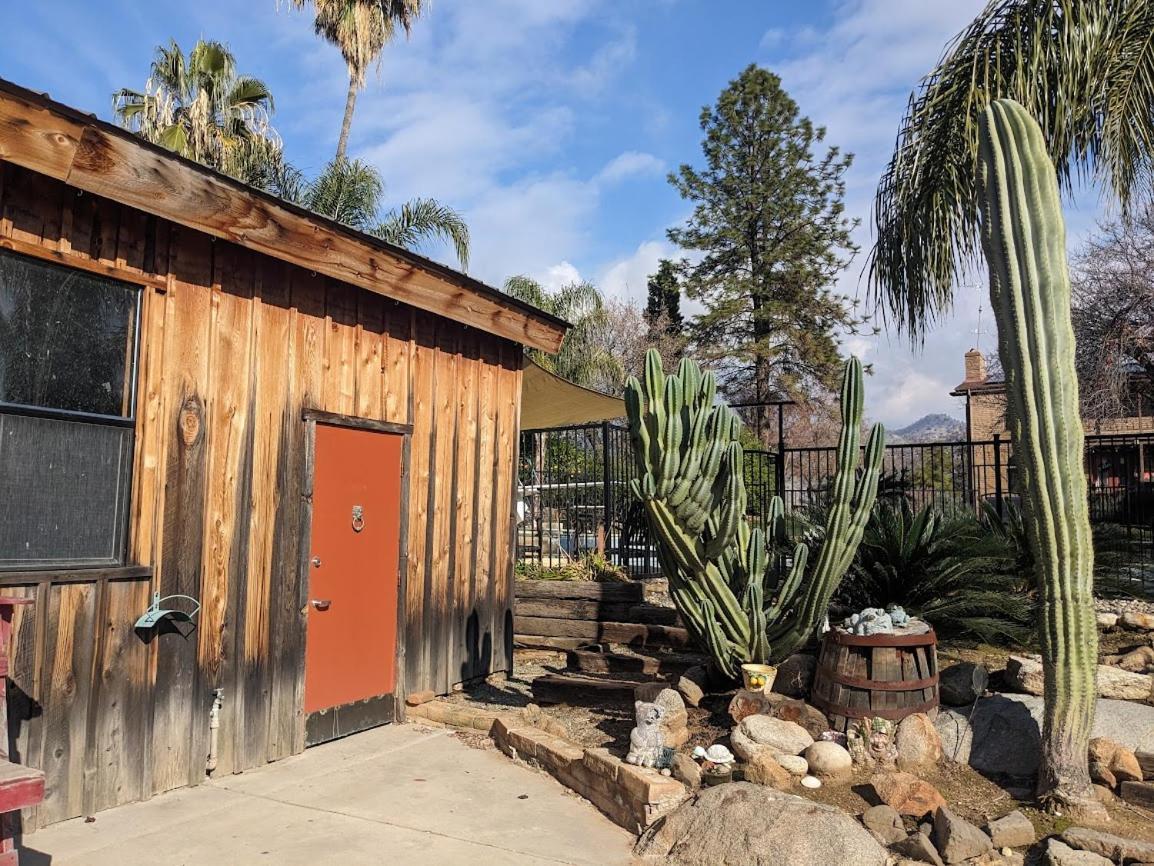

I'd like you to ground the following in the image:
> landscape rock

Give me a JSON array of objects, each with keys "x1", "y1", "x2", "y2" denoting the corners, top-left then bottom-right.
[
  {"x1": 1111, "y1": 746, "x2": 1143, "y2": 783},
  {"x1": 772, "y1": 653, "x2": 817, "y2": 698},
  {"x1": 1061, "y1": 827, "x2": 1154, "y2": 863},
  {"x1": 896, "y1": 713, "x2": 943, "y2": 771},
  {"x1": 805, "y1": 741, "x2": 853, "y2": 781},
  {"x1": 676, "y1": 666, "x2": 708, "y2": 708},
  {"x1": 1043, "y1": 839, "x2": 1111, "y2": 866},
  {"x1": 1121, "y1": 611, "x2": 1154, "y2": 631},
  {"x1": 870, "y1": 771, "x2": 946, "y2": 817},
  {"x1": 634, "y1": 782, "x2": 887, "y2": 866},
  {"x1": 985, "y1": 810, "x2": 1034, "y2": 849},
  {"x1": 935, "y1": 694, "x2": 1154, "y2": 777},
  {"x1": 742, "y1": 751, "x2": 792, "y2": 789},
  {"x1": 735, "y1": 715, "x2": 813, "y2": 758},
  {"x1": 776, "y1": 754, "x2": 809, "y2": 776},
  {"x1": 670, "y1": 753, "x2": 701, "y2": 788},
  {"x1": 891, "y1": 831, "x2": 944, "y2": 866},
  {"x1": 1091, "y1": 784, "x2": 1115, "y2": 804},
  {"x1": 1106, "y1": 645, "x2": 1154, "y2": 673},
  {"x1": 861, "y1": 804, "x2": 906, "y2": 844},
  {"x1": 1087, "y1": 736, "x2": 1142, "y2": 784},
  {"x1": 653, "y1": 688, "x2": 690, "y2": 748},
  {"x1": 938, "y1": 662, "x2": 989, "y2": 706},
  {"x1": 1088, "y1": 761, "x2": 1116, "y2": 789},
  {"x1": 768, "y1": 698, "x2": 830, "y2": 740},
  {"x1": 729, "y1": 689, "x2": 773, "y2": 723},
  {"x1": 1096, "y1": 612, "x2": 1119, "y2": 630},
  {"x1": 1006, "y1": 654, "x2": 1153, "y2": 702},
  {"x1": 933, "y1": 807, "x2": 993, "y2": 864}
]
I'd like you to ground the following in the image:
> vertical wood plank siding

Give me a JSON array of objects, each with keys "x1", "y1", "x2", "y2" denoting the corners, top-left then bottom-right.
[{"x1": 0, "y1": 165, "x2": 524, "y2": 830}]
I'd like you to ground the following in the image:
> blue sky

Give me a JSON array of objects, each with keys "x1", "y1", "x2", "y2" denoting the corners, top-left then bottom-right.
[{"x1": 0, "y1": 0, "x2": 1109, "y2": 428}]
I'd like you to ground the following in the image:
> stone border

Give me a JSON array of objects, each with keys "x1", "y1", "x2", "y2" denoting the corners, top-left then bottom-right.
[{"x1": 406, "y1": 700, "x2": 688, "y2": 833}]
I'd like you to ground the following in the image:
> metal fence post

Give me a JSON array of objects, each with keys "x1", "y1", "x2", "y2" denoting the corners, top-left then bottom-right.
[
  {"x1": 993, "y1": 433, "x2": 1003, "y2": 518},
  {"x1": 601, "y1": 421, "x2": 612, "y2": 558}
]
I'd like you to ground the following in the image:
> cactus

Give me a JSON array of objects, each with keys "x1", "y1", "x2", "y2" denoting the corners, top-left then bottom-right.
[
  {"x1": 623, "y1": 351, "x2": 884, "y2": 680},
  {"x1": 977, "y1": 99, "x2": 1101, "y2": 816}
]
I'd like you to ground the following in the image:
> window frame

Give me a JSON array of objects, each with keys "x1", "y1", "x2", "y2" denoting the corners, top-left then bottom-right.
[{"x1": 0, "y1": 249, "x2": 144, "y2": 571}]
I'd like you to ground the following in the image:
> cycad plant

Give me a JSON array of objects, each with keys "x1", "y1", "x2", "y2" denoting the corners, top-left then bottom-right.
[
  {"x1": 113, "y1": 39, "x2": 283, "y2": 186},
  {"x1": 842, "y1": 498, "x2": 1034, "y2": 645},
  {"x1": 624, "y1": 350, "x2": 884, "y2": 679}
]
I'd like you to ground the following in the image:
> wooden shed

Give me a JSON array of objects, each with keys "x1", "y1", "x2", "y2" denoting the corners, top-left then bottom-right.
[{"x1": 0, "y1": 79, "x2": 567, "y2": 830}]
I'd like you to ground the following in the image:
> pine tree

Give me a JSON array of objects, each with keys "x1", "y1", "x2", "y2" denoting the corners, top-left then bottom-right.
[
  {"x1": 644, "y1": 259, "x2": 684, "y2": 338},
  {"x1": 668, "y1": 64, "x2": 865, "y2": 424}
]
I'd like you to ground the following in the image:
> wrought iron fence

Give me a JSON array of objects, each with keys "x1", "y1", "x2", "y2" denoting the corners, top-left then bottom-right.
[
  {"x1": 518, "y1": 422, "x2": 1154, "y2": 584},
  {"x1": 516, "y1": 421, "x2": 778, "y2": 575}
]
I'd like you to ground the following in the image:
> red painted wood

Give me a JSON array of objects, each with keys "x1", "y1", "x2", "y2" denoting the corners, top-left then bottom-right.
[
  {"x1": 304, "y1": 425, "x2": 403, "y2": 714},
  {"x1": 0, "y1": 597, "x2": 43, "y2": 865}
]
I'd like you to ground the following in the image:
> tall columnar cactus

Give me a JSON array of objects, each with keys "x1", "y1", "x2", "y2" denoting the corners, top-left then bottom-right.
[
  {"x1": 624, "y1": 351, "x2": 884, "y2": 679},
  {"x1": 977, "y1": 99, "x2": 1101, "y2": 816}
]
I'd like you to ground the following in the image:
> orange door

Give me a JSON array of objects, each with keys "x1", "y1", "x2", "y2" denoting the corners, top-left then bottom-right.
[{"x1": 304, "y1": 424, "x2": 403, "y2": 727}]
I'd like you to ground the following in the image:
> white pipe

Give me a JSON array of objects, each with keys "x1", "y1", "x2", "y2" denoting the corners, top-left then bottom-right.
[{"x1": 206, "y1": 688, "x2": 224, "y2": 775}]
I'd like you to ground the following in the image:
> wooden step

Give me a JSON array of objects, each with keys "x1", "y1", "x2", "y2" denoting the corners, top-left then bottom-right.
[
  {"x1": 1121, "y1": 780, "x2": 1154, "y2": 808},
  {"x1": 514, "y1": 616, "x2": 690, "y2": 648},
  {"x1": 530, "y1": 673, "x2": 648, "y2": 703},
  {"x1": 515, "y1": 580, "x2": 644, "y2": 603},
  {"x1": 514, "y1": 598, "x2": 681, "y2": 626},
  {"x1": 565, "y1": 648, "x2": 699, "y2": 677}
]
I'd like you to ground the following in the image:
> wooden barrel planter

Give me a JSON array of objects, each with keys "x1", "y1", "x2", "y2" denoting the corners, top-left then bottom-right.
[{"x1": 810, "y1": 624, "x2": 939, "y2": 731}]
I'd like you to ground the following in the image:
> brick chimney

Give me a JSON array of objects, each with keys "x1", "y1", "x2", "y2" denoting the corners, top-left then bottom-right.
[{"x1": 964, "y1": 348, "x2": 987, "y2": 384}]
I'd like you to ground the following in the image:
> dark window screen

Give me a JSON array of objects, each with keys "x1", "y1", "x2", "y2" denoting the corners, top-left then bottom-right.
[
  {"x1": 0, "y1": 251, "x2": 137, "y2": 418},
  {"x1": 0, "y1": 413, "x2": 133, "y2": 567}
]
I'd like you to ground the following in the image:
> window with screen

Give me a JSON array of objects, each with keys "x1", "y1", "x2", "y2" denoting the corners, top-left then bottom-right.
[{"x1": 0, "y1": 250, "x2": 140, "y2": 569}]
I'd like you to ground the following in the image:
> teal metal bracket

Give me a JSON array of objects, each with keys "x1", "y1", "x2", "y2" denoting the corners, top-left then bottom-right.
[{"x1": 135, "y1": 593, "x2": 201, "y2": 629}]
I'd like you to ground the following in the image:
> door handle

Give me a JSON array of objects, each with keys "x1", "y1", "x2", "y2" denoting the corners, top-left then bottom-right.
[
  {"x1": 311, "y1": 599, "x2": 332, "y2": 611},
  {"x1": 311, "y1": 556, "x2": 322, "y2": 568}
]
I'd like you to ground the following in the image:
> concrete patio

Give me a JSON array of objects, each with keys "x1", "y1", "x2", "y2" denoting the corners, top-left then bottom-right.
[{"x1": 21, "y1": 723, "x2": 635, "y2": 866}]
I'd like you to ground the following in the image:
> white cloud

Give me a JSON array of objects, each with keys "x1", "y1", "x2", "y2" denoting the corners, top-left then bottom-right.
[
  {"x1": 538, "y1": 261, "x2": 585, "y2": 291},
  {"x1": 597, "y1": 240, "x2": 677, "y2": 304},
  {"x1": 595, "y1": 151, "x2": 666, "y2": 186}
]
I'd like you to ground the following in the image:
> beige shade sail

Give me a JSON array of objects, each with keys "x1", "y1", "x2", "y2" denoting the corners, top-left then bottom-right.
[{"x1": 520, "y1": 358, "x2": 625, "y2": 429}]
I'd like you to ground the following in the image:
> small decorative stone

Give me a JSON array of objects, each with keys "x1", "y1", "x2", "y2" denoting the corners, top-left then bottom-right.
[
  {"x1": 938, "y1": 662, "x2": 989, "y2": 706},
  {"x1": 626, "y1": 699, "x2": 667, "y2": 768},
  {"x1": 1121, "y1": 611, "x2": 1154, "y2": 631},
  {"x1": 861, "y1": 803, "x2": 905, "y2": 845},
  {"x1": 801, "y1": 774, "x2": 821, "y2": 788},
  {"x1": 845, "y1": 607, "x2": 894, "y2": 635},
  {"x1": 804, "y1": 741, "x2": 853, "y2": 781},
  {"x1": 1096, "y1": 612, "x2": 1119, "y2": 630},
  {"x1": 933, "y1": 806, "x2": 993, "y2": 864},
  {"x1": 676, "y1": 665, "x2": 708, "y2": 708},
  {"x1": 892, "y1": 831, "x2": 945, "y2": 866},
  {"x1": 985, "y1": 810, "x2": 1035, "y2": 849},
  {"x1": 776, "y1": 754, "x2": 809, "y2": 776},
  {"x1": 870, "y1": 771, "x2": 947, "y2": 817},
  {"x1": 670, "y1": 753, "x2": 701, "y2": 788},
  {"x1": 896, "y1": 713, "x2": 943, "y2": 771},
  {"x1": 743, "y1": 751, "x2": 792, "y2": 789},
  {"x1": 1043, "y1": 838, "x2": 1112, "y2": 866}
]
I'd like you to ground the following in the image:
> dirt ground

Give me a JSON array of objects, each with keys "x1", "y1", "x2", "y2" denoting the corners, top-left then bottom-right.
[{"x1": 449, "y1": 643, "x2": 1154, "y2": 842}]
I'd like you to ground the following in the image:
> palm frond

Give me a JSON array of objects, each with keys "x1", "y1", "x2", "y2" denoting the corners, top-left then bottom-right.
[
  {"x1": 375, "y1": 197, "x2": 470, "y2": 270},
  {"x1": 869, "y1": 0, "x2": 1154, "y2": 339}
]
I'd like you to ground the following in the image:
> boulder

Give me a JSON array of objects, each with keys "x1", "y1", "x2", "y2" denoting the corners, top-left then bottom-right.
[
  {"x1": 653, "y1": 688, "x2": 690, "y2": 748},
  {"x1": 769, "y1": 698, "x2": 830, "y2": 740},
  {"x1": 1121, "y1": 611, "x2": 1154, "y2": 631},
  {"x1": 1087, "y1": 736, "x2": 1142, "y2": 784},
  {"x1": 671, "y1": 753, "x2": 701, "y2": 788},
  {"x1": 772, "y1": 653, "x2": 817, "y2": 698},
  {"x1": 933, "y1": 807, "x2": 993, "y2": 864},
  {"x1": 985, "y1": 810, "x2": 1034, "y2": 849},
  {"x1": 1096, "y1": 612, "x2": 1119, "y2": 630},
  {"x1": 896, "y1": 713, "x2": 942, "y2": 771},
  {"x1": 861, "y1": 804, "x2": 906, "y2": 845},
  {"x1": 743, "y1": 751, "x2": 792, "y2": 789},
  {"x1": 870, "y1": 771, "x2": 946, "y2": 817},
  {"x1": 1061, "y1": 827, "x2": 1154, "y2": 863},
  {"x1": 1091, "y1": 784, "x2": 1115, "y2": 805},
  {"x1": 634, "y1": 782, "x2": 888, "y2": 866},
  {"x1": 1088, "y1": 761, "x2": 1116, "y2": 789},
  {"x1": 677, "y1": 666, "x2": 708, "y2": 708},
  {"x1": 776, "y1": 754, "x2": 809, "y2": 776},
  {"x1": 1087, "y1": 736, "x2": 1119, "y2": 764},
  {"x1": 805, "y1": 741, "x2": 853, "y2": 781},
  {"x1": 1111, "y1": 746, "x2": 1143, "y2": 782},
  {"x1": 935, "y1": 694, "x2": 1154, "y2": 777},
  {"x1": 938, "y1": 662, "x2": 989, "y2": 706},
  {"x1": 735, "y1": 715, "x2": 814, "y2": 758},
  {"x1": 1043, "y1": 838, "x2": 1112, "y2": 866},
  {"x1": 891, "y1": 831, "x2": 944, "y2": 866},
  {"x1": 1006, "y1": 654, "x2": 1153, "y2": 702}
]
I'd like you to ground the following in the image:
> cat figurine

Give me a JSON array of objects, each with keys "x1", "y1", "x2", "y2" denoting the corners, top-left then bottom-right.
[{"x1": 625, "y1": 699, "x2": 667, "y2": 768}]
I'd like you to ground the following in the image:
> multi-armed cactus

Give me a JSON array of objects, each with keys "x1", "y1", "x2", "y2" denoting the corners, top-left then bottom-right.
[
  {"x1": 977, "y1": 99, "x2": 1100, "y2": 815},
  {"x1": 624, "y1": 350, "x2": 884, "y2": 679}
]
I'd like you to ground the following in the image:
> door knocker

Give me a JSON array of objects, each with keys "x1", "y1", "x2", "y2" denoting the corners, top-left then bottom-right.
[{"x1": 351, "y1": 504, "x2": 365, "y2": 532}]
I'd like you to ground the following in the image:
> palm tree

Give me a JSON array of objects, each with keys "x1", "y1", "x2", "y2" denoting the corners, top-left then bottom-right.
[
  {"x1": 281, "y1": 157, "x2": 470, "y2": 269},
  {"x1": 287, "y1": 0, "x2": 424, "y2": 160},
  {"x1": 869, "y1": 0, "x2": 1154, "y2": 337},
  {"x1": 503, "y1": 276, "x2": 623, "y2": 391},
  {"x1": 113, "y1": 39, "x2": 284, "y2": 186}
]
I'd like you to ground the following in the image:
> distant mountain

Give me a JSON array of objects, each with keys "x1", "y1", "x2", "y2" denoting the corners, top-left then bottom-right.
[{"x1": 888, "y1": 413, "x2": 966, "y2": 444}]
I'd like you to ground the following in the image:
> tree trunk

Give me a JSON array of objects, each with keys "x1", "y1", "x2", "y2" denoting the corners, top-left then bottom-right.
[{"x1": 335, "y1": 75, "x2": 358, "y2": 162}]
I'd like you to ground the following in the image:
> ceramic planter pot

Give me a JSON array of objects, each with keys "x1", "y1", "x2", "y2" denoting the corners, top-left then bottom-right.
[{"x1": 740, "y1": 663, "x2": 777, "y2": 694}]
